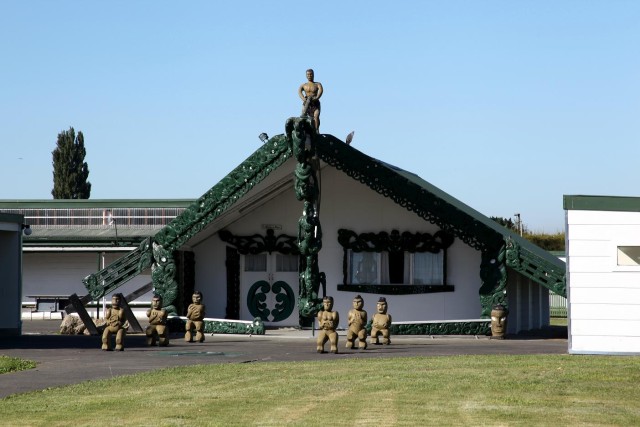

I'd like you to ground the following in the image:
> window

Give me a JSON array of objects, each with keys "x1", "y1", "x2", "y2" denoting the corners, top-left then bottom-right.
[
  {"x1": 338, "y1": 229, "x2": 454, "y2": 295},
  {"x1": 244, "y1": 254, "x2": 267, "y2": 271},
  {"x1": 275, "y1": 254, "x2": 299, "y2": 272},
  {"x1": 617, "y1": 246, "x2": 640, "y2": 266},
  {"x1": 348, "y1": 250, "x2": 444, "y2": 285}
]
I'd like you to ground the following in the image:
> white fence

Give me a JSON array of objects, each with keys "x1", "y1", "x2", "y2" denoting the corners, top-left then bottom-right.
[{"x1": 550, "y1": 291, "x2": 567, "y2": 317}]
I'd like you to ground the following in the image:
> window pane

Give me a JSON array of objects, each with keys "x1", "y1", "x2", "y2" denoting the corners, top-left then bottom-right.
[
  {"x1": 276, "y1": 254, "x2": 299, "y2": 272},
  {"x1": 244, "y1": 254, "x2": 267, "y2": 271},
  {"x1": 350, "y1": 251, "x2": 379, "y2": 284},
  {"x1": 388, "y1": 251, "x2": 405, "y2": 284},
  {"x1": 413, "y1": 252, "x2": 444, "y2": 285},
  {"x1": 618, "y1": 246, "x2": 640, "y2": 266}
]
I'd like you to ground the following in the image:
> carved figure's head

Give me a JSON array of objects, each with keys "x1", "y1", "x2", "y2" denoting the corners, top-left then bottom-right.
[
  {"x1": 152, "y1": 295, "x2": 163, "y2": 309},
  {"x1": 376, "y1": 297, "x2": 388, "y2": 314},
  {"x1": 111, "y1": 294, "x2": 121, "y2": 309},
  {"x1": 306, "y1": 69, "x2": 314, "y2": 82},
  {"x1": 490, "y1": 304, "x2": 508, "y2": 338},
  {"x1": 192, "y1": 291, "x2": 203, "y2": 304},
  {"x1": 322, "y1": 296, "x2": 334, "y2": 311},
  {"x1": 353, "y1": 295, "x2": 364, "y2": 310}
]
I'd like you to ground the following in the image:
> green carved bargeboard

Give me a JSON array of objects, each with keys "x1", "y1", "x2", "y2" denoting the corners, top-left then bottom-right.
[
  {"x1": 166, "y1": 316, "x2": 265, "y2": 335},
  {"x1": 84, "y1": 120, "x2": 565, "y2": 333}
]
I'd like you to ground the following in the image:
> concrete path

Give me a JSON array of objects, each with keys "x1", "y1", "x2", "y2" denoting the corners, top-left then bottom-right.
[{"x1": 0, "y1": 320, "x2": 568, "y2": 399}]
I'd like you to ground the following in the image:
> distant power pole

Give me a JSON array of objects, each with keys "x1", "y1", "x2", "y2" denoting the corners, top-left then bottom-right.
[{"x1": 514, "y1": 213, "x2": 523, "y2": 236}]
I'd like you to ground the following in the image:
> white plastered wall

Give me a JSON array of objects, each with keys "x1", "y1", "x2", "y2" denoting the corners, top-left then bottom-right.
[
  {"x1": 567, "y1": 210, "x2": 640, "y2": 354},
  {"x1": 193, "y1": 164, "x2": 484, "y2": 327}
]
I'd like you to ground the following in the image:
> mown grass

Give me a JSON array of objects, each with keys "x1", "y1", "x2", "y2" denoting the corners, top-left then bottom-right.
[
  {"x1": 550, "y1": 317, "x2": 568, "y2": 327},
  {"x1": 1, "y1": 355, "x2": 639, "y2": 426},
  {"x1": 0, "y1": 356, "x2": 36, "y2": 375}
]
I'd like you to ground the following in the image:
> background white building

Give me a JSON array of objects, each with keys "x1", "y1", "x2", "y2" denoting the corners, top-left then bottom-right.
[{"x1": 565, "y1": 195, "x2": 640, "y2": 355}]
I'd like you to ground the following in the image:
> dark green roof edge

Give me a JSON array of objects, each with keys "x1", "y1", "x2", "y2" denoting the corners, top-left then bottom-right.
[
  {"x1": 0, "y1": 213, "x2": 24, "y2": 223},
  {"x1": 389, "y1": 158, "x2": 564, "y2": 268},
  {"x1": 146, "y1": 127, "x2": 564, "y2": 294},
  {"x1": 315, "y1": 135, "x2": 566, "y2": 296},
  {"x1": 0, "y1": 199, "x2": 195, "y2": 209},
  {"x1": 564, "y1": 195, "x2": 640, "y2": 212},
  {"x1": 154, "y1": 134, "x2": 292, "y2": 249}
]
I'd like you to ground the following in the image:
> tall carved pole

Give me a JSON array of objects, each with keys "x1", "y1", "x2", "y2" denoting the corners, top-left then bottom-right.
[
  {"x1": 479, "y1": 242, "x2": 508, "y2": 317},
  {"x1": 286, "y1": 116, "x2": 325, "y2": 319},
  {"x1": 151, "y1": 242, "x2": 179, "y2": 316}
]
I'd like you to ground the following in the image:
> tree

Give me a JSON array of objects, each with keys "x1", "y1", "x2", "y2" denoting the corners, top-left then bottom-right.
[
  {"x1": 490, "y1": 216, "x2": 517, "y2": 232},
  {"x1": 51, "y1": 127, "x2": 91, "y2": 199},
  {"x1": 491, "y1": 216, "x2": 564, "y2": 251}
]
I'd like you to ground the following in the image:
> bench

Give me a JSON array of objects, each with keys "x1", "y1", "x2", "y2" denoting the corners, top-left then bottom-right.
[{"x1": 27, "y1": 295, "x2": 75, "y2": 319}]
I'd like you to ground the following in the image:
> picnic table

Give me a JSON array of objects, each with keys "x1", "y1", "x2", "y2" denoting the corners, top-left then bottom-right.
[{"x1": 27, "y1": 295, "x2": 74, "y2": 316}]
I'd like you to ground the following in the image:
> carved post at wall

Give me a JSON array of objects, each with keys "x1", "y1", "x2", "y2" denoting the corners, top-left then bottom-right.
[
  {"x1": 286, "y1": 116, "x2": 325, "y2": 318},
  {"x1": 152, "y1": 242, "x2": 179, "y2": 316},
  {"x1": 479, "y1": 242, "x2": 508, "y2": 317},
  {"x1": 225, "y1": 246, "x2": 241, "y2": 319}
]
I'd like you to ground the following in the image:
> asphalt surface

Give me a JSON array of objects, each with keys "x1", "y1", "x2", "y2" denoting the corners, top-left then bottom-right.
[{"x1": 0, "y1": 319, "x2": 568, "y2": 399}]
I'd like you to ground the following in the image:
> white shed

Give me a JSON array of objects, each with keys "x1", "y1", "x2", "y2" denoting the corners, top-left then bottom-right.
[
  {"x1": 0, "y1": 213, "x2": 24, "y2": 336},
  {"x1": 564, "y1": 195, "x2": 640, "y2": 355}
]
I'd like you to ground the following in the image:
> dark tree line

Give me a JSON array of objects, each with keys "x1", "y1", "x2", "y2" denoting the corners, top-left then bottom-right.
[{"x1": 491, "y1": 216, "x2": 565, "y2": 251}]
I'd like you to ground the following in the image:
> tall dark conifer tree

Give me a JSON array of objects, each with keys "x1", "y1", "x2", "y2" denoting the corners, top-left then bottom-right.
[{"x1": 51, "y1": 127, "x2": 91, "y2": 199}]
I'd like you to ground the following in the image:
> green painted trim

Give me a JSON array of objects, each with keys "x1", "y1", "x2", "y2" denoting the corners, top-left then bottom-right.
[
  {"x1": 389, "y1": 321, "x2": 491, "y2": 336},
  {"x1": 0, "y1": 199, "x2": 194, "y2": 209},
  {"x1": 337, "y1": 284, "x2": 454, "y2": 295},
  {"x1": 23, "y1": 237, "x2": 148, "y2": 246},
  {"x1": 564, "y1": 195, "x2": 640, "y2": 212},
  {"x1": 0, "y1": 213, "x2": 23, "y2": 223},
  {"x1": 155, "y1": 134, "x2": 292, "y2": 250},
  {"x1": 166, "y1": 316, "x2": 265, "y2": 335},
  {"x1": 315, "y1": 135, "x2": 565, "y2": 297}
]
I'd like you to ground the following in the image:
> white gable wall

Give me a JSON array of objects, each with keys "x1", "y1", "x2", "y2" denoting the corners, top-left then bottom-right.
[
  {"x1": 193, "y1": 165, "x2": 483, "y2": 327},
  {"x1": 566, "y1": 209, "x2": 640, "y2": 354}
]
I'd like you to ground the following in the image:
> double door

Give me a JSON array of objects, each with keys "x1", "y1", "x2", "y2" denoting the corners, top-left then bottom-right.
[{"x1": 240, "y1": 253, "x2": 299, "y2": 326}]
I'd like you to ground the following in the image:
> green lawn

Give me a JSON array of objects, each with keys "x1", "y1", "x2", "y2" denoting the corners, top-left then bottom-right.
[
  {"x1": 1, "y1": 355, "x2": 639, "y2": 426},
  {"x1": 550, "y1": 317, "x2": 568, "y2": 327},
  {"x1": 0, "y1": 356, "x2": 35, "y2": 375}
]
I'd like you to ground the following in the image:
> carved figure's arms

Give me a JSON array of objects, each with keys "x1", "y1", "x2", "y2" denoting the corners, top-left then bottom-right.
[{"x1": 298, "y1": 84, "x2": 306, "y2": 101}]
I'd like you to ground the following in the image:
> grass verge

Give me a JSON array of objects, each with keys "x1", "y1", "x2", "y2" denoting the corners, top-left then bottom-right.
[
  {"x1": 0, "y1": 356, "x2": 36, "y2": 375},
  {"x1": 1, "y1": 355, "x2": 639, "y2": 426}
]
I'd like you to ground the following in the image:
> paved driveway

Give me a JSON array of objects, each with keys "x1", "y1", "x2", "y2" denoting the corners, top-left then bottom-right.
[{"x1": 0, "y1": 320, "x2": 567, "y2": 399}]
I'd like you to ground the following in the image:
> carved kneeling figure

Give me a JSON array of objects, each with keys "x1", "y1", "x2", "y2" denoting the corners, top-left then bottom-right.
[
  {"x1": 371, "y1": 297, "x2": 392, "y2": 345},
  {"x1": 102, "y1": 294, "x2": 126, "y2": 351},
  {"x1": 316, "y1": 296, "x2": 339, "y2": 353},
  {"x1": 185, "y1": 291, "x2": 206, "y2": 343},
  {"x1": 346, "y1": 295, "x2": 367, "y2": 350},
  {"x1": 146, "y1": 295, "x2": 169, "y2": 346}
]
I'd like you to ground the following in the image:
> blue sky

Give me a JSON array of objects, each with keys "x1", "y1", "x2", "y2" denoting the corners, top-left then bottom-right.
[{"x1": 1, "y1": 1, "x2": 638, "y2": 232}]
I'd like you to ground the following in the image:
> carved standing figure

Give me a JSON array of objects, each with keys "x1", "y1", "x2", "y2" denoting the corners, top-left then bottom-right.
[
  {"x1": 185, "y1": 291, "x2": 206, "y2": 343},
  {"x1": 298, "y1": 68, "x2": 323, "y2": 132},
  {"x1": 146, "y1": 295, "x2": 169, "y2": 346},
  {"x1": 346, "y1": 295, "x2": 368, "y2": 350},
  {"x1": 101, "y1": 294, "x2": 126, "y2": 351},
  {"x1": 316, "y1": 296, "x2": 339, "y2": 353},
  {"x1": 371, "y1": 297, "x2": 392, "y2": 345}
]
